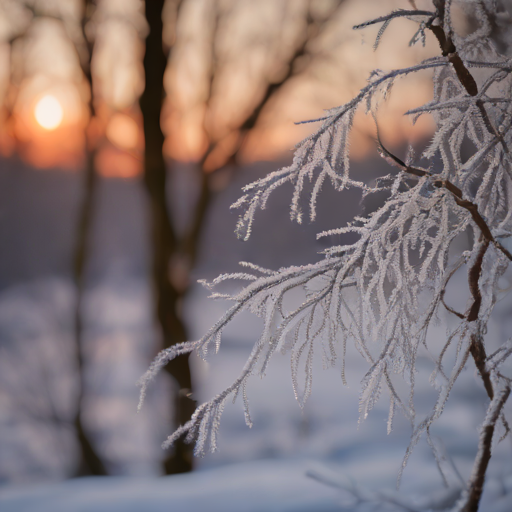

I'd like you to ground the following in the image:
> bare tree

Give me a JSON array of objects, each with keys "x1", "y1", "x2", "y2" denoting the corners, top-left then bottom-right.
[
  {"x1": 70, "y1": 0, "x2": 107, "y2": 477},
  {"x1": 0, "y1": 0, "x2": 107, "y2": 476},
  {"x1": 140, "y1": 1, "x2": 512, "y2": 510},
  {"x1": 140, "y1": 0, "x2": 348, "y2": 474},
  {"x1": 140, "y1": 0, "x2": 197, "y2": 475}
]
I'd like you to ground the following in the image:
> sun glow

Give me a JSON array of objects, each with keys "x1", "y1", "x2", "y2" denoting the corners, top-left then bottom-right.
[{"x1": 34, "y1": 95, "x2": 63, "y2": 130}]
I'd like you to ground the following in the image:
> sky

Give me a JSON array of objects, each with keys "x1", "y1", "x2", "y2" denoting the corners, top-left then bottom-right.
[{"x1": 0, "y1": 0, "x2": 439, "y2": 176}]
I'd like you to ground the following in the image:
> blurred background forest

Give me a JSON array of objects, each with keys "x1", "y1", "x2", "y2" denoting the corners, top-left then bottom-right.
[{"x1": 0, "y1": 0, "x2": 441, "y2": 486}]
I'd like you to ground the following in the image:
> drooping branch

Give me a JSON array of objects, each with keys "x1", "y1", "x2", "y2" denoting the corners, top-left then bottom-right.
[
  {"x1": 374, "y1": 3, "x2": 511, "y2": 502},
  {"x1": 377, "y1": 141, "x2": 498, "y2": 403},
  {"x1": 139, "y1": 5, "x2": 512, "y2": 509}
]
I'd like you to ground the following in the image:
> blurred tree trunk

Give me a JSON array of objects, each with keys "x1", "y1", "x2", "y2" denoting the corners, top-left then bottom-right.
[
  {"x1": 138, "y1": 0, "x2": 345, "y2": 475},
  {"x1": 140, "y1": 0, "x2": 195, "y2": 475},
  {"x1": 71, "y1": 0, "x2": 107, "y2": 477},
  {"x1": 73, "y1": 149, "x2": 106, "y2": 476}
]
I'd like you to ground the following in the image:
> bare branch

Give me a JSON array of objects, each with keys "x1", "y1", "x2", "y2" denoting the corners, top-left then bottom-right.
[{"x1": 353, "y1": 9, "x2": 435, "y2": 30}]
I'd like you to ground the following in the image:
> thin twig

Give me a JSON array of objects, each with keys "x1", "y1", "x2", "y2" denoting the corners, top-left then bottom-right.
[{"x1": 352, "y1": 10, "x2": 435, "y2": 31}]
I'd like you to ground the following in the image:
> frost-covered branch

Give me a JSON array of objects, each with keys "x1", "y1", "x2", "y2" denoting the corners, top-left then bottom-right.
[
  {"x1": 139, "y1": 2, "x2": 512, "y2": 509},
  {"x1": 231, "y1": 58, "x2": 450, "y2": 240},
  {"x1": 353, "y1": 9, "x2": 436, "y2": 51},
  {"x1": 352, "y1": 9, "x2": 436, "y2": 31},
  {"x1": 377, "y1": 141, "x2": 512, "y2": 262}
]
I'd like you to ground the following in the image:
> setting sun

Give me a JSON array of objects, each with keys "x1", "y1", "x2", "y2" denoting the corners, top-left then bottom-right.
[{"x1": 34, "y1": 95, "x2": 63, "y2": 130}]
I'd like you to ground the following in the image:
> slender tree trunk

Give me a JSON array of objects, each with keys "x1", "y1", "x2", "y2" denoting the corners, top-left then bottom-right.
[
  {"x1": 70, "y1": 0, "x2": 107, "y2": 477},
  {"x1": 72, "y1": 145, "x2": 107, "y2": 476},
  {"x1": 140, "y1": 0, "x2": 195, "y2": 475}
]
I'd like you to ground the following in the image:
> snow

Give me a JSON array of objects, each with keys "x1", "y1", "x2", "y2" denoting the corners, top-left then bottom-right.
[{"x1": 0, "y1": 460, "x2": 344, "y2": 512}]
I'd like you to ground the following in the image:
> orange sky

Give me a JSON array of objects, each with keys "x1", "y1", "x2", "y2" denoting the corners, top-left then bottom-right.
[{"x1": 0, "y1": 0, "x2": 440, "y2": 177}]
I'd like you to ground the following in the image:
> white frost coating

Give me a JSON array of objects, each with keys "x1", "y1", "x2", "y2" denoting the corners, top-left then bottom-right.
[
  {"x1": 137, "y1": 340, "x2": 200, "y2": 412},
  {"x1": 139, "y1": 3, "x2": 512, "y2": 493}
]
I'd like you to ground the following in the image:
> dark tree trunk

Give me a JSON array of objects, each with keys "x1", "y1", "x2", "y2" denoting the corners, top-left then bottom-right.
[
  {"x1": 72, "y1": 146, "x2": 107, "y2": 476},
  {"x1": 70, "y1": 0, "x2": 107, "y2": 477},
  {"x1": 140, "y1": 0, "x2": 195, "y2": 475}
]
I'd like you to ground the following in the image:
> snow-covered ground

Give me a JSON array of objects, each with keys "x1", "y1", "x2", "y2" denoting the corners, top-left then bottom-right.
[{"x1": 0, "y1": 459, "x2": 345, "y2": 512}]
